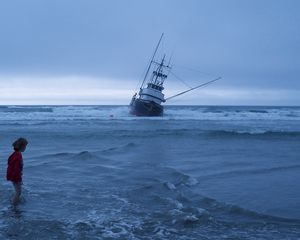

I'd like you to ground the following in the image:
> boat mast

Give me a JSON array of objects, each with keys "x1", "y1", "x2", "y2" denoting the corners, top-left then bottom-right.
[
  {"x1": 140, "y1": 33, "x2": 164, "y2": 90},
  {"x1": 150, "y1": 54, "x2": 169, "y2": 86}
]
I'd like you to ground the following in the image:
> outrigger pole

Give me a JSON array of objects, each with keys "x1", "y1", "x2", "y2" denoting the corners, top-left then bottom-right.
[
  {"x1": 165, "y1": 77, "x2": 221, "y2": 101},
  {"x1": 140, "y1": 33, "x2": 164, "y2": 89}
]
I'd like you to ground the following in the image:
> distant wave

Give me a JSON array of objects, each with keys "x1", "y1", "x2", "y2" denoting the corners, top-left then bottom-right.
[
  {"x1": 164, "y1": 106, "x2": 300, "y2": 120},
  {"x1": 206, "y1": 130, "x2": 300, "y2": 137},
  {"x1": 0, "y1": 106, "x2": 53, "y2": 113},
  {"x1": 197, "y1": 165, "x2": 300, "y2": 181},
  {"x1": 248, "y1": 109, "x2": 269, "y2": 113},
  {"x1": 32, "y1": 150, "x2": 100, "y2": 161},
  {"x1": 32, "y1": 143, "x2": 137, "y2": 161},
  {"x1": 100, "y1": 142, "x2": 136, "y2": 153},
  {"x1": 0, "y1": 105, "x2": 300, "y2": 122},
  {"x1": 114, "y1": 129, "x2": 300, "y2": 138}
]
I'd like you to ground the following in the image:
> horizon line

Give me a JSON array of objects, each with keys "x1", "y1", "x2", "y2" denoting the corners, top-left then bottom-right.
[{"x1": 0, "y1": 104, "x2": 299, "y2": 107}]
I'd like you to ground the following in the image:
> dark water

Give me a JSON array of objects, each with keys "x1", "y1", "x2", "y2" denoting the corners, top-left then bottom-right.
[{"x1": 0, "y1": 105, "x2": 300, "y2": 239}]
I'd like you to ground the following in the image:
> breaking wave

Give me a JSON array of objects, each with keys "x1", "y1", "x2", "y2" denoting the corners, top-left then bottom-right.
[
  {"x1": 198, "y1": 164, "x2": 300, "y2": 181},
  {"x1": 205, "y1": 130, "x2": 300, "y2": 137},
  {"x1": 0, "y1": 105, "x2": 299, "y2": 124},
  {"x1": 0, "y1": 106, "x2": 53, "y2": 113}
]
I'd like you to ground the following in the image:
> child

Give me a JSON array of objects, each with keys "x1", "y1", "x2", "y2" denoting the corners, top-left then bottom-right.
[{"x1": 7, "y1": 137, "x2": 28, "y2": 205}]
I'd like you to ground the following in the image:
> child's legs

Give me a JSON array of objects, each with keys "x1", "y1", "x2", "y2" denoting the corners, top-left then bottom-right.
[{"x1": 12, "y1": 182, "x2": 22, "y2": 199}]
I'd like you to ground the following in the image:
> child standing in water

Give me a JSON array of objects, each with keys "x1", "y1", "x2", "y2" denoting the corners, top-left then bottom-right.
[{"x1": 6, "y1": 138, "x2": 28, "y2": 205}]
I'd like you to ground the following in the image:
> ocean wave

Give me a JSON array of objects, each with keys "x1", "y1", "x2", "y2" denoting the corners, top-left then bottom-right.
[
  {"x1": 128, "y1": 179, "x2": 300, "y2": 237},
  {"x1": 125, "y1": 164, "x2": 300, "y2": 226},
  {"x1": 2, "y1": 161, "x2": 299, "y2": 240},
  {"x1": 164, "y1": 106, "x2": 300, "y2": 120},
  {"x1": 100, "y1": 142, "x2": 137, "y2": 153},
  {"x1": 31, "y1": 151, "x2": 102, "y2": 162},
  {"x1": 199, "y1": 196, "x2": 300, "y2": 224},
  {"x1": 34, "y1": 152, "x2": 74, "y2": 159},
  {"x1": 206, "y1": 130, "x2": 300, "y2": 137},
  {"x1": 197, "y1": 164, "x2": 300, "y2": 181},
  {"x1": 31, "y1": 144, "x2": 137, "y2": 163},
  {"x1": 248, "y1": 109, "x2": 269, "y2": 113},
  {"x1": 0, "y1": 106, "x2": 53, "y2": 113},
  {"x1": 0, "y1": 105, "x2": 300, "y2": 122},
  {"x1": 113, "y1": 129, "x2": 300, "y2": 138}
]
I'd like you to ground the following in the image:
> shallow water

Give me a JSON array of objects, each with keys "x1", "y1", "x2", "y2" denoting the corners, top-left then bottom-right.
[{"x1": 0, "y1": 105, "x2": 299, "y2": 239}]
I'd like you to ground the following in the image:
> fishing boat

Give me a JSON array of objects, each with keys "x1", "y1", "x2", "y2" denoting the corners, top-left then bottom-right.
[{"x1": 129, "y1": 34, "x2": 221, "y2": 116}]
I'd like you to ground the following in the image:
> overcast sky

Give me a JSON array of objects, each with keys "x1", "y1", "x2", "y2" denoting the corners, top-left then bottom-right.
[{"x1": 0, "y1": 0, "x2": 299, "y2": 105}]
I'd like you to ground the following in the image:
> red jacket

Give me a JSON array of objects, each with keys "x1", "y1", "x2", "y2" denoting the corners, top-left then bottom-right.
[{"x1": 7, "y1": 151, "x2": 23, "y2": 182}]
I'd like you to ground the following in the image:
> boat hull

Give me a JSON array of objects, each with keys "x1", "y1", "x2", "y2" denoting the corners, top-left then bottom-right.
[{"x1": 129, "y1": 99, "x2": 163, "y2": 116}]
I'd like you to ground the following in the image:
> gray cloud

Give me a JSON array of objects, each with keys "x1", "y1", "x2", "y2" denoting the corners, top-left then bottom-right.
[{"x1": 0, "y1": 0, "x2": 299, "y2": 104}]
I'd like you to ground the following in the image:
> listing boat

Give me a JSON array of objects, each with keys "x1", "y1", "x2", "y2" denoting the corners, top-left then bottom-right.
[{"x1": 129, "y1": 34, "x2": 221, "y2": 116}]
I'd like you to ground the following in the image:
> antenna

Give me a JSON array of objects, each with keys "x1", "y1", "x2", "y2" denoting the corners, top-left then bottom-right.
[
  {"x1": 140, "y1": 33, "x2": 164, "y2": 90},
  {"x1": 167, "y1": 50, "x2": 174, "y2": 67}
]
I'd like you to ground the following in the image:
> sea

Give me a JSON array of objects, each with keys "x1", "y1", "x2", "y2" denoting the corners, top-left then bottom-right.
[{"x1": 0, "y1": 105, "x2": 299, "y2": 239}]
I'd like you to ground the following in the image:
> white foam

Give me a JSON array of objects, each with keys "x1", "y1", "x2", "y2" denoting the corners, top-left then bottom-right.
[
  {"x1": 165, "y1": 182, "x2": 176, "y2": 190},
  {"x1": 165, "y1": 197, "x2": 183, "y2": 209},
  {"x1": 0, "y1": 106, "x2": 299, "y2": 123},
  {"x1": 168, "y1": 209, "x2": 183, "y2": 216},
  {"x1": 196, "y1": 208, "x2": 210, "y2": 217},
  {"x1": 164, "y1": 107, "x2": 300, "y2": 121},
  {"x1": 183, "y1": 215, "x2": 199, "y2": 223},
  {"x1": 185, "y1": 177, "x2": 199, "y2": 186}
]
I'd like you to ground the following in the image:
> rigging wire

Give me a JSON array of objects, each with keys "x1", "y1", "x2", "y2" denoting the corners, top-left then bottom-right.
[
  {"x1": 169, "y1": 70, "x2": 192, "y2": 88},
  {"x1": 173, "y1": 64, "x2": 214, "y2": 77},
  {"x1": 165, "y1": 77, "x2": 221, "y2": 101},
  {"x1": 134, "y1": 62, "x2": 149, "y2": 92}
]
